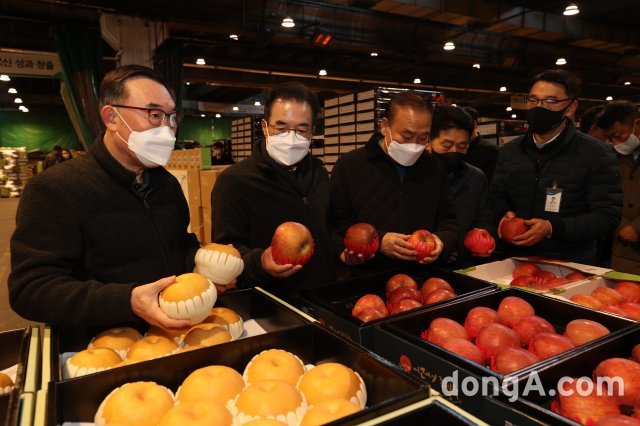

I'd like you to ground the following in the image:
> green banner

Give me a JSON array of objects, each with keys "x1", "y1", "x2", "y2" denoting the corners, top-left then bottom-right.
[{"x1": 0, "y1": 111, "x2": 79, "y2": 151}]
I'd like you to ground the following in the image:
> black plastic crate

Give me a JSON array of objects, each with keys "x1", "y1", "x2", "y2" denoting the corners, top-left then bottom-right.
[{"x1": 0, "y1": 327, "x2": 32, "y2": 426}]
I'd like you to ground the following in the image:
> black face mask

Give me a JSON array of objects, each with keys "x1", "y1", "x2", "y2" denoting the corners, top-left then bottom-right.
[
  {"x1": 526, "y1": 106, "x2": 569, "y2": 134},
  {"x1": 435, "y1": 152, "x2": 465, "y2": 174}
]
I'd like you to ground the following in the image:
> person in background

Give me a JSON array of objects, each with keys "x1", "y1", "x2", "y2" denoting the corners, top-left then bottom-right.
[
  {"x1": 463, "y1": 107, "x2": 498, "y2": 182},
  {"x1": 490, "y1": 69, "x2": 622, "y2": 264},
  {"x1": 211, "y1": 141, "x2": 233, "y2": 165},
  {"x1": 8, "y1": 65, "x2": 225, "y2": 333},
  {"x1": 427, "y1": 105, "x2": 496, "y2": 267},
  {"x1": 330, "y1": 91, "x2": 458, "y2": 276},
  {"x1": 43, "y1": 144, "x2": 62, "y2": 169},
  {"x1": 597, "y1": 101, "x2": 640, "y2": 273},
  {"x1": 211, "y1": 81, "x2": 335, "y2": 303},
  {"x1": 579, "y1": 105, "x2": 607, "y2": 142},
  {"x1": 61, "y1": 149, "x2": 72, "y2": 161}
]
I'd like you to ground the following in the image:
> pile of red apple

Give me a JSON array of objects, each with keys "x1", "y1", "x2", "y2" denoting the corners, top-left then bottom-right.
[
  {"x1": 509, "y1": 262, "x2": 587, "y2": 290},
  {"x1": 551, "y1": 343, "x2": 640, "y2": 425},
  {"x1": 351, "y1": 274, "x2": 458, "y2": 322},
  {"x1": 569, "y1": 281, "x2": 640, "y2": 321},
  {"x1": 419, "y1": 296, "x2": 612, "y2": 376}
]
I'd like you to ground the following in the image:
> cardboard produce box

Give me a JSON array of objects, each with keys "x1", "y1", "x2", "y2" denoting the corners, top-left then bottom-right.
[
  {"x1": 0, "y1": 327, "x2": 36, "y2": 426},
  {"x1": 47, "y1": 323, "x2": 430, "y2": 425},
  {"x1": 372, "y1": 289, "x2": 636, "y2": 417},
  {"x1": 300, "y1": 267, "x2": 496, "y2": 349},
  {"x1": 46, "y1": 288, "x2": 311, "y2": 383}
]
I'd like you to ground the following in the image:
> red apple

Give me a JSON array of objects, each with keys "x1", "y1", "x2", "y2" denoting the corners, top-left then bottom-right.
[
  {"x1": 463, "y1": 228, "x2": 495, "y2": 256},
  {"x1": 270, "y1": 221, "x2": 314, "y2": 266},
  {"x1": 423, "y1": 288, "x2": 456, "y2": 305},
  {"x1": 542, "y1": 277, "x2": 572, "y2": 290},
  {"x1": 421, "y1": 318, "x2": 469, "y2": 346},
  {"x1": 533, "y1": 270, "x2": 557, "y2": 284},
  {"x1": 570, "y1": 294, "x2": 604, "y2": 311},
  {"x1": 602, "y1": 305, "x2": 628, "y2": 316},
  {"x1": 497, "y1": 296, "x2": 536, "y2": 327},
  {"x1": 441, "y1": 337, "x2": 484, "y2": 364},
  {"x1": 566, "y1": 271, "x2": 587, "y2": 282},
  {"x1": 620, "y1": 303, "x2": 640, "y2": 321},
  {"x1": 420, "y1": 278, "x2": 453, "y2": 299},
  {"x1": 491, "y1": 347, "x2": 540, "y2": 375},
  {"x1": 615, "y1": 282, "x2": 640, "y2": 303},
  {"x1": 635, "y1": 395, "x2": 640, "y2": 420},
  {"x1": 386, "y1": 287, "x2": 422, "y2": 312},
  {"x1": 528, "y1": 332, "x2": 575, "y2": 359},
  {"x1": 354, "y1": 307, "x2": 388, "y2": 322},
  {"x1": 530, "y1": 316, "x2": 556, "y2": 334},
  {"x1": 475, "y1": 323, "x2": 520, "y2": 361},
  {"x1": 632, "y1": 343, "x2": 640, "y2": 364},
  {"x1": 510, "y1": 276, "x2": 536, "y2": 288},
  {"x1": 592, "y1": 287, "x2": 624, "y2": 306},
  {"x1": 594, "y1": 358, "x2": 640, "y2": 406},
  {"x1": 596, "y1": 415, "x2": 640, "y2": 426},
  {"x1": 552, "y1": 378, "x2": 620, "y2": 425},
  {"x1": 512, "y1": 316, "x2": 555, "y2": 347},
  {"x1": 386, "y1": 274, "x2": 418, "y2": 298},
  {"x1": 463, "y1": 307, "x2": 500, "y2": 340},
  {"x1": 407, "y1": 230, "x2": 436, "y2": 261},
  {"x1": 389, "y1": 298, "x2": 423, "y2": 314},
  {"x1": 564, "y1": 319, "x2": 610, "y2": 346},
  {"x1": 512, "y1": 263, "x2": 541, "y2": 279},
  {"x1": 500, "y1": 218, "x2": 530, "y2": 243},
  {"x1": 344, "y1": 223, "x2": 379, "y2": 258},
  {"x1": 352, "y1": 294, "x2": 387, "y2": 317}
]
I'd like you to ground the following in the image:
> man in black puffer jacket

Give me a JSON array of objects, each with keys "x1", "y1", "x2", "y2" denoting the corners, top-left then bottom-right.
[{"x1": 490, "y1": 69, "x2": 622, "y2": 264}]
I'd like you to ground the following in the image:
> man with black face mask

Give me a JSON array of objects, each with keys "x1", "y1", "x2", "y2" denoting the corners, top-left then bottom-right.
[
  {"x1": 427, "y1": 106, "x2": 495, "y2": 267},
  {"x1": 490, "y1": 69, "x2": 622, "y2": 264}
]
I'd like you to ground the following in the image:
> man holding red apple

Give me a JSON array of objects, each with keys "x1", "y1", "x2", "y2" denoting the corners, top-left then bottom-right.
[
  {"x1": 490, "y1": 69, "x2": 622, "y2": 264},
  {"x1": 331, "y1": 91, "x2": 458, "y2": 275}
]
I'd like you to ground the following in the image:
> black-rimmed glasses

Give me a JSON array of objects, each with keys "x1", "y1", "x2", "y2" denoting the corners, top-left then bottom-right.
[
  {"x1": 112, "y1": 104, "x2": 180, "y2": 128},
  {"x1": 523, "y1": 95, "x2": 572, "y2": 108},
  {"x1": 268, "y1": 124, "x2": 312, "y2": 140}
]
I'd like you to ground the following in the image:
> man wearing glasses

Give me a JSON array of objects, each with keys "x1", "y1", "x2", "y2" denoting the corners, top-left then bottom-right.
[
  {"x1": 211, "y1": 81, "x2": 335, "y2": 303},
  {"x1": 490, "y1": 69, "x2": 622, "y2": 264},
  {"x1": 9, "y1": 65, "x2": 204, "y2": 334}
]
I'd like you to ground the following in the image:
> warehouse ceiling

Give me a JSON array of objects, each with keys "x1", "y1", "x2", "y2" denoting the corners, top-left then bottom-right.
[{"x1": 1, "y1": 0, "x2": 640, "y2": 119}]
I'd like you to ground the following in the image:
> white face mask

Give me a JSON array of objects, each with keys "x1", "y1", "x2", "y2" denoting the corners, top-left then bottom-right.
[
  {"x1": 614, "y1": 122, "x2": 640, "y2": 156},
  {"x1": 265, "y1": 127, "x2": 311, "y2": 166},
  {"x1": 384, "y1": 130, "x2": 425, "y2": 166},
  {"x1": 114, "y1": 108, "x2": 176, "y2": 168}
]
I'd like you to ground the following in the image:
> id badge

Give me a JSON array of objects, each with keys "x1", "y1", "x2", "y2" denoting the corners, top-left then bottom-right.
[{"x1": 545, "y1": 187, "x2": 562, "y2": 213}]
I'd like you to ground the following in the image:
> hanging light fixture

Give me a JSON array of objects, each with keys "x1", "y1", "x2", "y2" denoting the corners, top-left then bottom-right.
[
  {"x1": 511, "y1": 114, "x2": 517, "y2": 119},
  {"x1": 506, "y1": 106, "x2": 513, "y2": 111},
  {"x1": 443, "y1": 41, "x2": 455, "y2": 51},
  {"x1": 606, "y1": 96, "x2": 613, "y2": 101},
  {"x1": 8, "y1": 88, "x2": 17, "y2": 94},
  {"x1": 624, "y1": 81, "x2": 631, "y2": 86},
  {"x1": 232, "y1": 106, "x2": 239, "y2": 111},
  {"x1": 318, "y1": 69, "x2": 327, "y2": 76},
  {"x1": 14, "y1": 98, "x2": 22, "y2": 104},
  {"x1": 229, "y1": 34, "x2": 239, "y2": 40},
  {"x1": 370, "y1": 52, "x2": 378, "y2": 57},
  {"x1": 563, "y1": 3, "x2": 580, "y2": 16},
  {"x1": 0, "y1": 75, "x2": 10, "y2": 81},
  {"x1": 200, "y1": 114, "x2": 206, "y2": 117},
  {"x1": 556, "y1": 58, "x2": 567, "y2": 65},
  {"x1": 499, "y1": 86, "x2": 507, "y2": 92},
  {"x1": 196, "y1": 58, "x2": 206, "y2": 65},
  {"x1": 413, "y1": 78, "x2": 421, "y2": 84},
  {"x1": 281, "y1": 16, "x2": 295, "y2": 28},
  {"x1": 473, "y1": 63, "x2": 481, "y2": 69},
  {"x1": 215, "y1": 113, "x2": 222, "y2": 118},
  {"x1": 254, "y1": 101, "x2": 261, "y2": 106}
]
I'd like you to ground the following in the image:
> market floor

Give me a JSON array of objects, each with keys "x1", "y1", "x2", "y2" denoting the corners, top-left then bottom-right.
[{"x1": 0, "y1": 198, "x2": 37, "y2": 332}]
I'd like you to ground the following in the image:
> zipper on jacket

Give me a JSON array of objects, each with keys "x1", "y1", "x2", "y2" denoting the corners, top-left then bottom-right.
[{"x1": 143, "y1": 188, "x2": 172, "y2": 276}]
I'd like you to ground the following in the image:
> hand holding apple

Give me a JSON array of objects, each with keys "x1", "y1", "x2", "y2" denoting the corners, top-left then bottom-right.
[
  {"x1": 260, "y1": 246, "x2": 303, "y2": 278},
  {"x1": 415, "y1": 233, "x2": 443, "y2": 264},
  {"x1": 510, "y1": 218, "x2": 552, "y2": 246},
  {"x1": 380, "y1": 232, "x2": 416, "y2": 261},
  {"x1": 270, "y1": 221, "x2": 315, "y2": 266},
  {"x1": 497, "y1": 211, "x2": 517, "y2": 239}
]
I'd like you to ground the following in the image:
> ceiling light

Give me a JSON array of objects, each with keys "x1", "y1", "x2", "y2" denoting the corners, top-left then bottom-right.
[
  {"x1": 18, "y1": 105, "x2": 25, "y2": 111},
  {"x1": 319, "y1": 69, "x2": 327, "y2": 76},
  {"x1": 196, "y1": 58, "x2": 205, "y2": 65},
  {"x1": 14, "y1": 98, "x2": 22, "y2": 104},
  {"x1": 473, "y1": 63, "x2": 481, "y2": 69},
  {"x1": 563, "y1": 3, "x2": 580, "y2": 16},
  {"x1": 232, "y1": 106, "x2": 239, "y2": 111},
  {"x1": 8, "y1": 88, "x2": 17, "y2": 94},
  {"x1": 499, "y1": 86, "x2": 507, "y2": 92},
  {"x1": 413, "y1": 78, "x2": 421, "y2": 84},
  {"x1": 511, "y1": 114, "x2": 517, "y2": 118},
  {"x1": 370, "y1": 52, "x2": 378, "y2": 57},
  {"x1": 0, "y1": 75, "x2": 9, "y2": 81},
  {"x1": 506, "y1": 106, "x2": 513, "y2": 111},
  {"x1": 451, "y1": 103, "x2": 457, "y2": 107},
  {"x1": 606, "y1": 96, "x2": 613, "y2": 101},
  {"x1": 254, "y1": 101, "x2": 261, "y2": 106},
  {"x1": 229, "y1": 34, "x2": 239, "y2": 40},
  {"x1": 21, "y1": 107, "x2": 28, "y2": 112},
  {"x1": 215, "y1": 113, "x2": 221, "y2": 118},
  {"x1": 281, "y1": 16, "x2": 295, "y2": 28},
  {"x1": 200, "y1": 114, "x2": 205, "y2": 117},
  {"x1": 625, "y1": 81, "x2": 631, "y2": 86},
  {"x1": 185, "y1": 82, "x2": 191, "y2": 86},
  {"x1": 556, "y1": 58, "x2": 567, "y2": 65},
  {"x1": 443, "y1": 41, "x2": 455, "y2": 51}
]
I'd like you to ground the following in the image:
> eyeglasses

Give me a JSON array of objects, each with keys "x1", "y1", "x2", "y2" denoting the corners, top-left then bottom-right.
[
  {"x1": 112, "y1": 104, "x2": 180, "y2": 128},
  {"x1": 268, "y1": 124, "x2": 312, "y2": 140},
  {"x1": 523, "y1": 95, "x2": 572, "y2": 108}
]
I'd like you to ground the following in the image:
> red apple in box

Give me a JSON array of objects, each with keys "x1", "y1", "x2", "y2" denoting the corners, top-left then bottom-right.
[
  {"x1": 528, "y1": 332, "x2": 575, "y2": 359},
  {"x1": 420, "y1": 277, "x2": 453, "y2": 299},
  {"x1": 510, "y1": 276, "x2": 536, "y2": 288},
  {"x1": 541, "y1": 277, "x2": 572, "y2": 290},
  {"x1": 632, "y1": 344, "x2": 640, "y2": 363},
  {"x1": 564, "y1": 319, "x2": 610, "y2": 346},
  {"x1": 386, "y1": 287, "x2": 422, "y2": 312},
  {"x1": 423, "y1": 288, "x2": 456, "y2": 305},
  {"x1": 497, "y1": 296, "x2": 535, "y2": 327},
  {"x1": 389, "y1": 298, "x2": 423, "y2": 314},
  {"x1": 475, "y1": 323, "x2": 520, "y2": 361},
  {"x1": 570, "y1": 294, "x2": 604, "y2": 310},
  {"x1": 566, "y1": 271, "x2": 587, "y2": 282},
  {"x1": 491, "y1": 347, "x2": 540, "y2": 375},
  {"x1": 421, "y1": 318, "x2": 469, "y2": 346},
  {"x1": 500, "y1": 218, "x2": 530, "y2": 243},
  {"x1": 270, "y1": 221, "x2": 314, "y2": 266},
  {"x1": 344, "y1": 223, "x2": 379, "y2": 258},
  {"x1": 620, "y1": 302, "x2": 640, "y2": 320},
  {"x1": 441, "y1": 337, "x2": 484, "y2": 364},
  {"x1": 594, "y1": 358, "x2": 640, "y2": 406},
  {"x1": 592, "y1": 287, "x2": 624, "y2": 306},
  {"x1": 385, "y1": 274, "x2": 418, "y2": 298},
  {"x1": 464, "y1": 307, "x2": 499, "y2": 340},
  {"x1": 615, "y1": 281, "x2": 640, "y2": 303},
  {"x1": 407, "y1": 230, "x2": 436, "y2": 261},
  {"x1": 552, "y1": 378, "x2": 620, "y2": 425},
  {"x1": 602, "y1": 305, "x2": 628, "y2": 316},
  {"x1": 463, "y1": 228, "x2": 495, "y2": 256},
  {"x1": 597, "y1": 415, "x2": 640, "y2": 426},
  {"x1": 532, "y1": 270, "x2": 556, "y2": 285},
  {"x1": 513, "y1": 316, "x2": 555, "y2": 347},
  {"x1": 352, "y1": 294, "x2": 387, "y2": 318},
  {"x1": 354, "y1": 307, "x2": 388, "y2": 322},
  {"x1": 512, "y1": 263, "x2": 541, "y2": 278}
]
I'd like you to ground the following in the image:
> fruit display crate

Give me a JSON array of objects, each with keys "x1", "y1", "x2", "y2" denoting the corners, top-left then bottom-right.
[
  {"x1": 300, "y1": 266, "x2": 496, "y2": 349},
  {"x1": 489, "y1": 326, "x2": 640, "y2": 425},
  {"x1": 0, "y1": 326, "x2": 37, "y2": 426},
  {"x1": 47, "y1": 323, "x2": 430, "y2": 425},
  {"x1": 362, "y1": 396, "x2": 489, "y2": 425},
  {"x1": 45, "y1": 287, "x2": 312, "y2": 383},
  {"x1": 371, "y1": 289, "x2": 636, "y2": 419}
]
